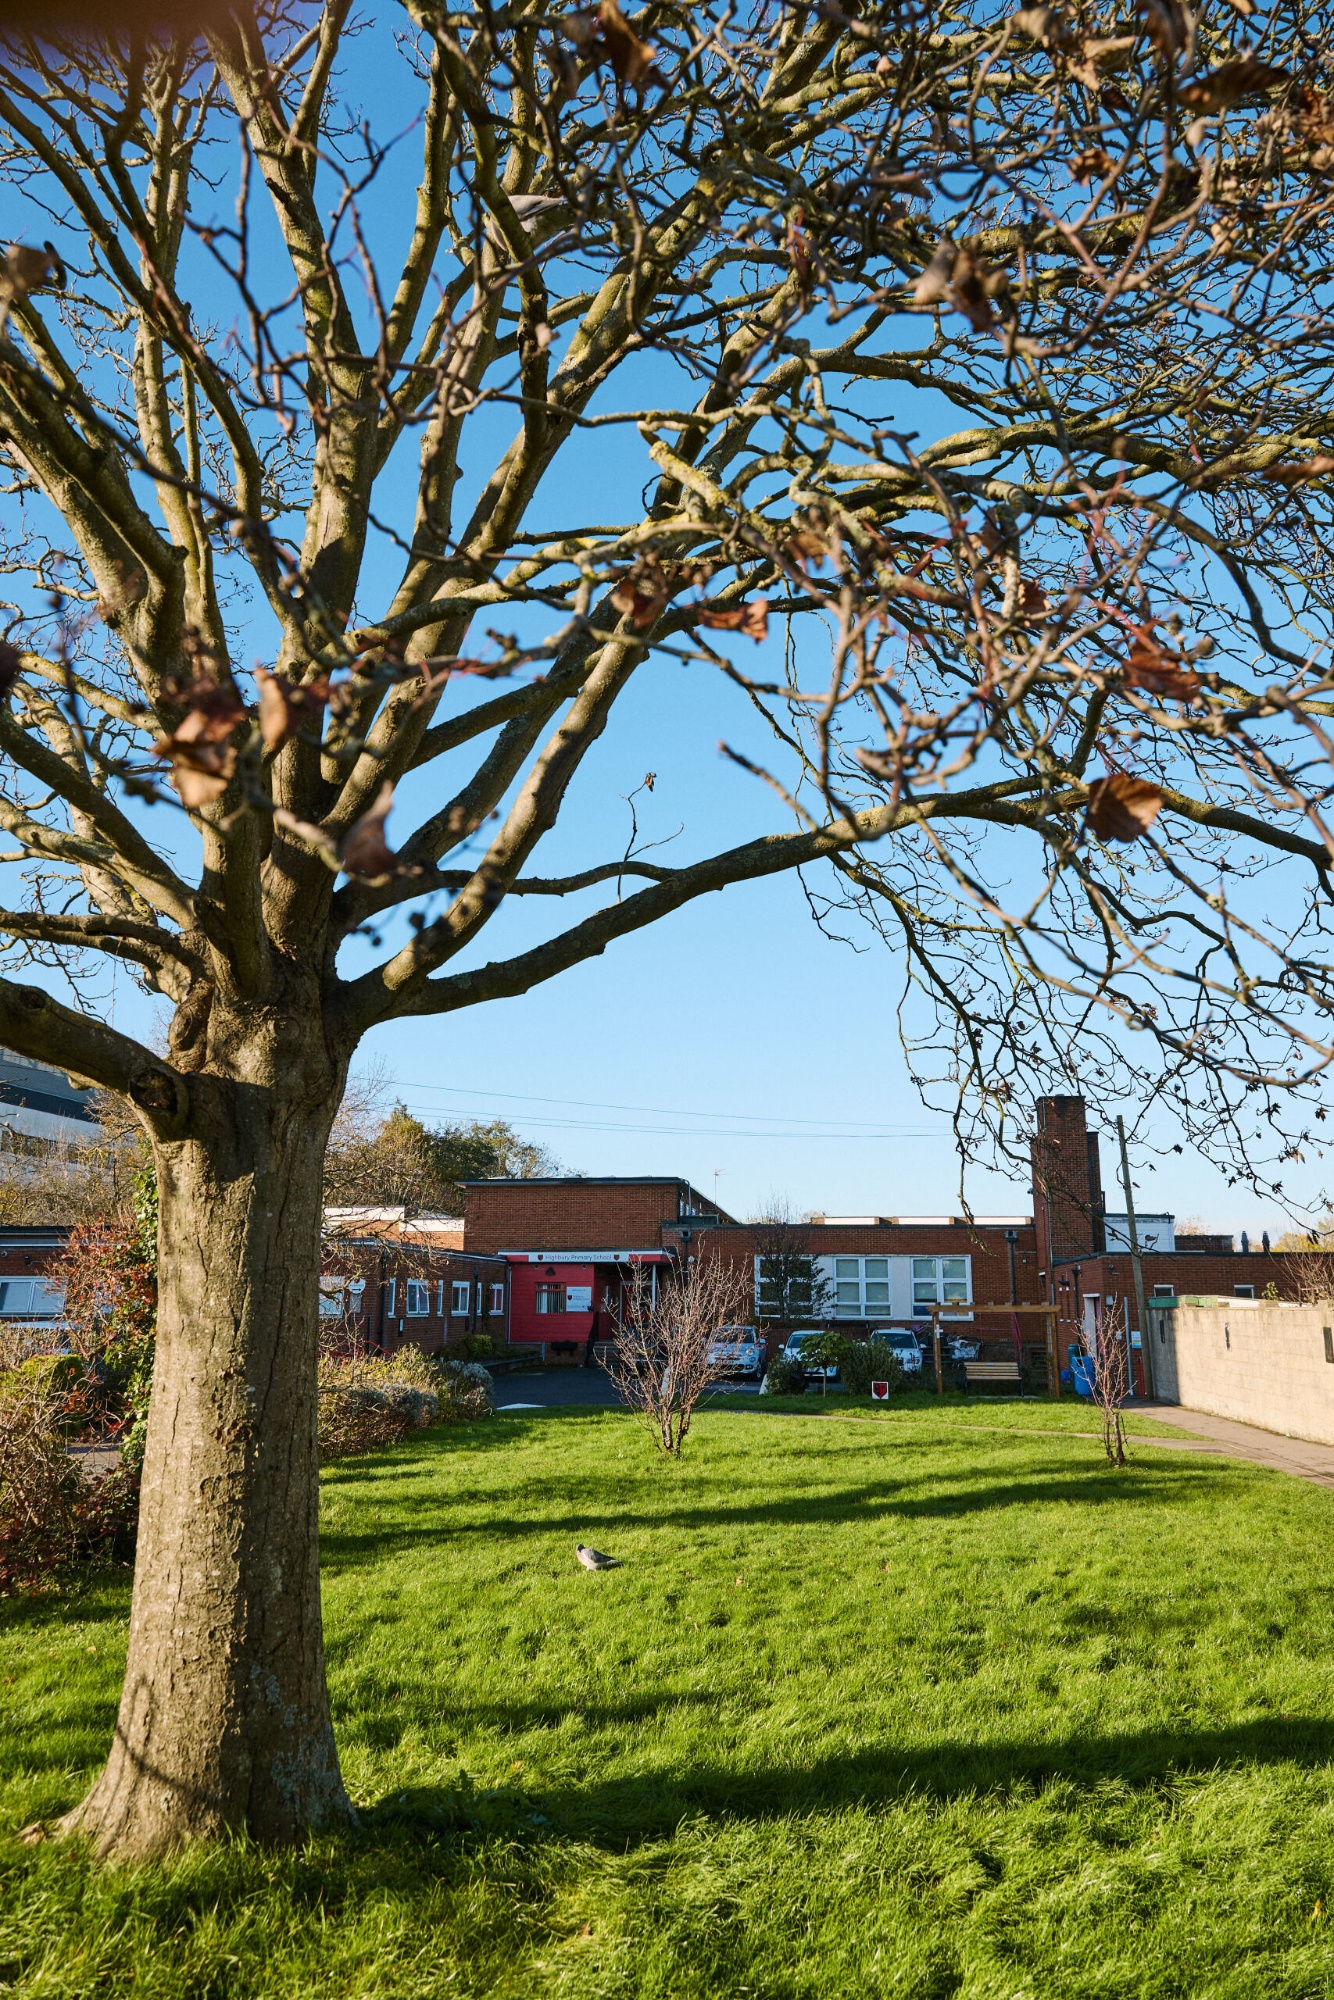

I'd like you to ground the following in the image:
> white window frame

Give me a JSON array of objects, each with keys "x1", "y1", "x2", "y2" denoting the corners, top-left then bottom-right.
[
  {"x1": 384, "y1": 1278, "x2": 396, "y2": 1317},
  {"x1": 488, "y1": 1282, "x2": 505, "y2": 1315},
  {"x1": 318, "y1": 1278, "x2": 345, "y2": 1319},
  {"x1": 910, "y1": 1255, "x2": 972, "y2": 1321},
  {"x1": 534, "y1": 1282, "x2": 565, "y2": 1315},
  {"x1": 753, "y1": 1253, "x2": 819, "y2": 1320},
  {"x1": 1151, "y1": 1283, "x2": 1175, "y2": 1298},
  {"x1": 831, "y1": 1255, "x2": 892, "y2": 1319},
  {"x1": 405, "y1": 1279, "x2": 430, "y2": 1318},
  {"x1": 450, "y1": 1279, "x2": 471, "y2": 1316}
]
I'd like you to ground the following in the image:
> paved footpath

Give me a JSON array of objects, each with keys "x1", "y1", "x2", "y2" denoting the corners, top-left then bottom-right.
[{"x1": 1125, "y1": 1400, "x2": 1334, "y2": 1490}]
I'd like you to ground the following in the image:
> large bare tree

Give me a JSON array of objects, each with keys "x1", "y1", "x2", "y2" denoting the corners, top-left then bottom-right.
[{"x1": 0, "y1": 0, "x2": 1333, "y2": 1858}]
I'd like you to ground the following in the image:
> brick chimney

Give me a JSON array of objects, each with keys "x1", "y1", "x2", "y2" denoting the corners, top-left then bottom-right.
[{"x1": 1031, "y1": 1095, "x2": 1105, "y2": 1271}]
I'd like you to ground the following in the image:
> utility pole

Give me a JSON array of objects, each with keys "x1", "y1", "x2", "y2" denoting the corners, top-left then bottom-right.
[{"x1": 1116, "y1": 1115, "x2": 1154, "y2": 1398}]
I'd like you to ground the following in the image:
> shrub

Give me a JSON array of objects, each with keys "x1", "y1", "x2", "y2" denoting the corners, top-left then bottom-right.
[
  {"x1": 318, "y1": 1370, "x2": 439, "y2": 1461},
  {"x1": 316, "y1": 1345, "x2": 494, "y2": 1459},
  {"x1": 761, "y1": 1352, "x2": 806, "y2": 1395},
  {"x1": 453, "y1": 1331, "x2": 498, "y2": 1361},
  {"x1": 434, "y1": 1359, "x2": 495, "y2": 1423},
  {"x1": 0, "y1": 1369, "x2": 136, "y2": 1593},
  {"x1": 841, "y1": 1337, "x2": 907, "y2": 1397}
]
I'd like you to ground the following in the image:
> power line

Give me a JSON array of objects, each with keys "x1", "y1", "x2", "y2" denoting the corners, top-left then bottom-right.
[
  {"x1": 387, "y1": 1076, "x2": 940, "y2": 1136},
  {"x1": 395, "y1": 1100, "x2": 937, "y2": 1141}
]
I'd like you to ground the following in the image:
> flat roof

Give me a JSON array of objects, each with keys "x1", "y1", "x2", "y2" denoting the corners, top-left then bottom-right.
[{"x1": 459, "y1": 1176, "x2": 698, "y2": 1188}]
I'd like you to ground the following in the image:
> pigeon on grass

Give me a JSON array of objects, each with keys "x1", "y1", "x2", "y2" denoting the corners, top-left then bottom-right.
[{"x1": 576, "y1": 1542, "x2": 620, "y2": 1570}]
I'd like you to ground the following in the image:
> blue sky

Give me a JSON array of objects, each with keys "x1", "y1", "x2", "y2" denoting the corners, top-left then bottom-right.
[{"x1": 10, "y1": 13, "x2": 1331, "y2": 1242}]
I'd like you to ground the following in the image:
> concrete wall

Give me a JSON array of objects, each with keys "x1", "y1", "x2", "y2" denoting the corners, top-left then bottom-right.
[{"x1": 1149, "y1": 1297, "x2": 1334, "y2": 1444}]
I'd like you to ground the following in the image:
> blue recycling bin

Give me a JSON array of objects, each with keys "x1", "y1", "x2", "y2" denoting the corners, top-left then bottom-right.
[{"x1": 1070, "y1": 1353, "x2": 1097, "y2": 1399}]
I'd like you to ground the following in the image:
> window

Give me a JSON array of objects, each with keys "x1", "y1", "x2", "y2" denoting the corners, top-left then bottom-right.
[
  {"x1": 755, "y1": 1255, "x2": 816, "y2": 1319},
  {"x1": 535, "y1": 1283, "x2": 565, "y2": 1314},
  {"x1": 384, "y1": 1279, "x2": 396, "y2": 1317},
  {"x1": 318, "y1": 1279, "x2": 344, "y2": 1319},
  {"x1": 1152, "y1": 1283, "x2": 1174, "y2": 1298},
  {"x1": 0, "y1": 1279, "x2": 64, "y2": 1317},
  {"x1": 489, "y1": 1283, "x2": 506, "y2": 1315},
  {"x1": 911, "y1": 1257, "x2": 971, "y2": 1318},
  {"x1": 864, "y1": 1258, "x2": 890, "y2": 1311},
  {"x1": 405, "y1": 1280, "x2": 430, "y2": 1317},
  {"x1": 1233, "y1": 1285, "x2": 1255, "y2": 1299},
  {"x1": 451, "y1": 1280, "x2": 471, "y2": 1315},
  {"x1": 831, "y1": 1256, "x2": 894, "y2": 1318}
]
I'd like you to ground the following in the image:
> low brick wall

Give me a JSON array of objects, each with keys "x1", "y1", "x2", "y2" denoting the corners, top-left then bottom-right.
[{"x1": 1149, "y1": 1297, "x2": 1334, "y2": 1445}]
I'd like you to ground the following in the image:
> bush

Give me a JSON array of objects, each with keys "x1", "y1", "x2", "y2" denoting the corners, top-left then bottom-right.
[
  {"x1": 761, "y1": 1352, "x2": 806, "y2": 1395},
  {"x1": 0, "y1": 1369, "x2": 137, "y2": 1593},
  {"x1": 318, "y1": 1371, "x2": 439, "y2": 1461},
  {"x1": 434, "y1": 1359, "x2": 495, "y2": 1422},
  {"x1": 841, "y1": 1336, "x2": 907, "y2": 1397}
]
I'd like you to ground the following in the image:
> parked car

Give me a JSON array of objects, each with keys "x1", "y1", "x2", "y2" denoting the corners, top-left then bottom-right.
[
  {"x1": 782, "y1": 1329, "x2": 840, "y2": 1382},
  {"x1": 869, "y1": 1328, "x2": 925, "y2": 1375},
  {"x1": 706, "y1": 1324, "x2": 766, "y2": 1379}
]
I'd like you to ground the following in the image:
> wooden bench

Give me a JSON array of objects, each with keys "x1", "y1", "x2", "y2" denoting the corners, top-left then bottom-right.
[{"x1": 963, "y1": 1360, "x2": 1022, "y2": 1395}]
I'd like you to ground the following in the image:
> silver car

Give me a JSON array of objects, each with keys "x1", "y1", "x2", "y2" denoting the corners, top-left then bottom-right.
[{"x1": 706, "y1": 1324, "x2": 766, "y2": 1379}]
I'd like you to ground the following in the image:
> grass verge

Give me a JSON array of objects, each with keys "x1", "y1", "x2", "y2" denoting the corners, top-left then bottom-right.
[{"x1": 1, "y1": 1404, "x2": 1332, "y2": 1997}]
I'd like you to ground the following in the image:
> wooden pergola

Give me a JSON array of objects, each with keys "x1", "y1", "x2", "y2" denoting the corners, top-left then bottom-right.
[{"x1": 922, "y1": 1303, "x2": 1063, "y2": 1397}]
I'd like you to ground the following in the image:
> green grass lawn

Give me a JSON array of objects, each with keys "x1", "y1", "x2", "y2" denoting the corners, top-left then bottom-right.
[{"x1": 2, "y1": 1400, "x2": 1333, "y2": 1998}]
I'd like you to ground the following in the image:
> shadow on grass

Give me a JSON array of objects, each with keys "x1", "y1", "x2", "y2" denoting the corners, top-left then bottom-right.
[
  {"x1": 368, "y1": 1713, "x2": 1334, "y2": 1849},
  {"x1": 0, "y1": 1570, "x2": 131, "y2": 1638},
  {"x1": 319, "y1": 1459, "x2": 1226, "y2": 1572}
]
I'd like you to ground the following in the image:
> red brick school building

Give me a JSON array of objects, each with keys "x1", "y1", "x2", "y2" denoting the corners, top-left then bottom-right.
[{"x1": 2, "y1": 1096, "x2": 1327, "y2": 1371}]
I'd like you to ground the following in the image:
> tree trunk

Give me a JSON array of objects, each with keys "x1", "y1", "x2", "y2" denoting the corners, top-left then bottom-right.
[{"x1": 61, "y1": 1064, "x2": 354, "y2": 1860}]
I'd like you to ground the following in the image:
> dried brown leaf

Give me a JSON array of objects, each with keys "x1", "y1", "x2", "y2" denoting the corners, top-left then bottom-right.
[
  {"x1": 1265, "y1": 454, "x2": 1334, "y2": 485},
  {"x1": 255, "y1": 667, "x2": 330, "y2": 752},
  {"x1": 596, "y1": 0, "x2": 659, "y2": 85},
  {"x1": 948, "y1": 248, "x2": 995, "y2": 332},
  {"x1": 1018, "y1": 578, "x2": 1050, "y2": 617},
  {"x1": 1085, "y1": 771, "x2": 1166, "y2": 842},
  {"x1": 1138, "y1": 0, "x2": 1190, "y2": 62},
  {"x1": 697, "y1": 599, "x2": 770, "y2": 641},
  {"x1": 1069, "y1": 146, "x2": 1113, "y2": 181},
  {"x1": 1123, "y1": 627, "x2": 1201, "y2": 699},
  {"x1": 786, "y1": 209, "x2": 811, "y2": 285},
  {"x1": 560, "y1": 8, "x2": 601, "y2": 52},
  {"x1": 340, "y1": 784, "x2": 399, "y2": 881},
  {"x1": 610, "y1": 560, "x2": 671, "y2": 630},
  {"x1": 1011, "y1": 5, "x2": 1066, "y2": 44},
  {"x1": 152, "y1": 675, "x2": 246, "y2": 806},
  {"x1": 162, "y1": 674, "x2": 247, "y2": 744},
  {"x1": 166, "y1": 748, "x2": 234, "y2": 808},
  {"x1": 911, "y1": 238, "x2": 955, "y2": 307},
  {"x1": 2, "y1": 242, "x2": 64, "y2": 296},
  {"x1": 788, "y1": 528, "x2": 828, "y2": 570},
  {"x1": 1180, "y1": 54, "x2": 1290, "y2": 109}
]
